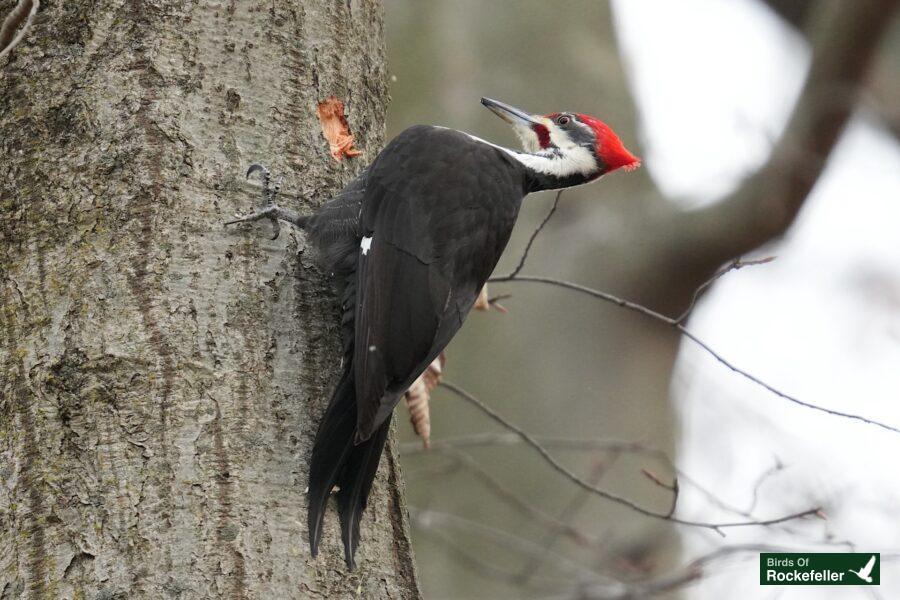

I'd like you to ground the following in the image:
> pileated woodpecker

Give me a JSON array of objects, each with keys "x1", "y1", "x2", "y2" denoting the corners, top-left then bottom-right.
[{"x1": 227, "y1": 97, "x2": 640, "y2": 568}]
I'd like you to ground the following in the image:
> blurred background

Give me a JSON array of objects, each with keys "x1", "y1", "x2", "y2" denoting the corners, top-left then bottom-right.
[{"x1": 383, "y1": 1, "x2": 900, "y2": 598}]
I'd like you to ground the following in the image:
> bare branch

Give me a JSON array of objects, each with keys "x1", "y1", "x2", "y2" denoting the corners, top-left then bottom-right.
[
  {"x1": 641, "y1": 468, "x2": 679, "y2": 518},
  {"x1": 485, "y1": 293, "x2": 511, "y2": 313},
  {"x1": 416, "y1": 511, "x2": 832, "y2": 600},
  {"x1": 684, "y1": 0, "x2": 899, "y2": 260},
  {"x1": 758, "y1": 0, "x2": 899, "y2": 148},
  {"x1": 440, "y1": 381, "x2": 821, "y2": 533},
  {"x1": 0, "y1": 0, "x2": 39, "y2": 61},
  {"x1": 405, "y1": 433, "x2": 815, "y2": 528},
  {"x1": 400, "y1": 432, "x2": 671, "y2": 460},
  {"x1": 490, "y1": 275, "x2": 900, "y2": 435},
  {"x1": 675, "y1": 256, "x2": 776, "y2": 324},
  {"x1": 501, "y1": 190, "x2": 563, "y2": 279},
  {"x1": 414, "y1": 447, "x2": 606, "y2": 549},
  {"x1": 746, "y1": 459, "x2": 785, "y2": 515}
]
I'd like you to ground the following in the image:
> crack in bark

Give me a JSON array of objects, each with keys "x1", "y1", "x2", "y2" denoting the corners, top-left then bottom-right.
[
  {"x1": 211, "y1": 399, "x2": 247, "y2": 600},
  {"x1": 1, "y1": 303, "x2": 49, "y2": 599},
  {"x1": 122, "y1": 3, "x2": 177, "y2": 589}
]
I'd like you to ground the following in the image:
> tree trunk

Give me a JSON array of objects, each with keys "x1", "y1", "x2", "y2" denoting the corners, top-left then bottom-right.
[{"x1": 0, "y1": 1, "x2": 420, "y2": 598}]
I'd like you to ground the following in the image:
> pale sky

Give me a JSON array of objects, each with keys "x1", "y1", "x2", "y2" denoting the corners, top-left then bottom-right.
[{"x1": 613, "y1": 1, "x2": 900, "y2": 597}]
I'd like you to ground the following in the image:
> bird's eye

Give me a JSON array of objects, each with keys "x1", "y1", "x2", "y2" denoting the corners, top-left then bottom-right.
[{"x1": 556, "y1": 115, "x2": 570, "y2": 126}]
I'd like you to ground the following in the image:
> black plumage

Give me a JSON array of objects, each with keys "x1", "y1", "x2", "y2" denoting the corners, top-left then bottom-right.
[{"x1": 307, "y1": 126, "x2": 529, "y2": 567}]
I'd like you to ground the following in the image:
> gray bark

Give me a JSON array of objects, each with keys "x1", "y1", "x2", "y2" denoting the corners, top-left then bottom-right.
[{"x1": 0, "y1": 1, "x2": 420, "y2": 598}]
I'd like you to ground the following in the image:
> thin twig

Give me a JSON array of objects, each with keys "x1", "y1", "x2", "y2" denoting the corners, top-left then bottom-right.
[
  {"x1": 0, "y1": 0, "x2": 39, "y2": 61},
  {"x1": 441, "y1": 381, "x2": 821, "y2": 533},
  {"x1": 746, "y1": 458, "x2": 784, "y2": 515},
  {"x1": 501, "y1": 190, "x2": 563, "y2": 279},
  {"x1": 486, "y1": 293, "x2": 512, "y2": 312},
  {"x1": 400, "y1": 432, "x2": 671, "y2": 459},
  {"x1": 419, "y1": 446, "x2": 603, "y2": 548},
  {"x1": 641, "y1": 468, "x2": 679, "y2": 518},
  {"x1": 675, "y1": 256, "x2": 776, "y2": 323},
  {"x1": 487, "y1": 275, "x2": 900, "y2": 435},
  {"x1": 404, "y1": 432, "x2": 809, "y2": 528}
]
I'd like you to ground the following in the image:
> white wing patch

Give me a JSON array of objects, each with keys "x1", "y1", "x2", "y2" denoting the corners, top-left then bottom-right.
[{"x1": 360, "y1": 235, "x2": 373, "y2": 255}]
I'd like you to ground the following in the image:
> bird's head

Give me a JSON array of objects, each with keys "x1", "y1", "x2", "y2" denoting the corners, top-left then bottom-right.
[{"x1": 481, "y1": 97, "x2": 640, "y2": 184}]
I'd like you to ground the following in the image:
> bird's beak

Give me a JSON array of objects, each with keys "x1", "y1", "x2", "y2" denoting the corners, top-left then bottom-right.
[{"x1": 481, "y1": 97, "x2": 542, "y2": 127}]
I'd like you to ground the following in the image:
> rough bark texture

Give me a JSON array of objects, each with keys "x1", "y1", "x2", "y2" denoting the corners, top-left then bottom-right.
[{"x1": 0, "y1": 1, "x2": 420, "y2": 598}]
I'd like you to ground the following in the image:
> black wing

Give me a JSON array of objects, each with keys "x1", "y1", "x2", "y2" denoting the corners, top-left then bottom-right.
[
  {"x1": 307, "y1": 126, "x2": 526, "y2": 567},
  {"x1": 352, "y1": 126, "x2": 525, "y2": 440},
  {"x1": 305, "y1": 167, "x2": 369, "y2": 279}
]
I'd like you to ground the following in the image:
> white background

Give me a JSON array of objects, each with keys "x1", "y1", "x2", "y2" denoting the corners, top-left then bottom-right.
[{"x1": 614, "y1": 1, "x2": 900, "y2": 597}]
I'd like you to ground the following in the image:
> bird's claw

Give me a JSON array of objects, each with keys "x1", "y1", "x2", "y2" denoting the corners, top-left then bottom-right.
[
  {"x1": 226, "y1": 163, "x2": 282, "y2": 239},
  {"x1": 246, "y1": 163, "x2": 268, "y2": 180},
  {"x1": 225, "y1": 207, "x2": 282, "y2": 239}
]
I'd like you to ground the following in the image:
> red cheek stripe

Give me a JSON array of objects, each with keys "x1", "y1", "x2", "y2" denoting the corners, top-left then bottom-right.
[{"x1": 531, "y1": 124, "x2": 551, "y2": 149}]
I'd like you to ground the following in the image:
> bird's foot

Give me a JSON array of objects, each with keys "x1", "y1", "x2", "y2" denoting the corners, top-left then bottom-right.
[
  {"x1": 225, "y1": 205, "x2": 283, "y2": 239},
  {"x1": 225, "y1": 163, "x2": 304, "y2": 240}
]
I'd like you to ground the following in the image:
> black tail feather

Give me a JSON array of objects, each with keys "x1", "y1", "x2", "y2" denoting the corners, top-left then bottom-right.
[
  {"x1": 336, "y1": 419, "x2": 391, "y2": 568},
  {"x1": 307, "y1": 366, "x2": 392, "y2": 569},
  {"x1": 307, "y1": 368, "x2": 356, "y2": 558}
]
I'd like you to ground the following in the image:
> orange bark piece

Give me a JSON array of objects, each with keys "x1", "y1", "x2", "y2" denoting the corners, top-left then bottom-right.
[
  {"x1": 404, "y1": 352, "x2": 445, "y2": 449},
  {"x1": 473, "y1": 285, "x2": 491, "y2": 311},
  {"x1": 473, "y1": 284, "x2": 507, "y2": 313},
  {"x1": 316, "y1": 96, "x2": 362, "y2": 161}
]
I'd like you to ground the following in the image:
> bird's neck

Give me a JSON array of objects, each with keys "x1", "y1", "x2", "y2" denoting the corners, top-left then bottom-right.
[
  {"x1": 516, "y1": 149, "x2": 600, "y2": 192},
  {"x1": 456, "y1": 129, "x2": 600, "y2": 192}
]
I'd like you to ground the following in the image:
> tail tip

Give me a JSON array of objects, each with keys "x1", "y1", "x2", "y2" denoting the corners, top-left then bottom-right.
[{"x1": 308, "y1": 511, "x2": 323, "y2": 559}]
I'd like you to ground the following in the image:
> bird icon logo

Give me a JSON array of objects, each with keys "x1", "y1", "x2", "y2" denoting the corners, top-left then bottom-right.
[{"x1": 848, "y1": 555, "x2": 877, "y2": 583}]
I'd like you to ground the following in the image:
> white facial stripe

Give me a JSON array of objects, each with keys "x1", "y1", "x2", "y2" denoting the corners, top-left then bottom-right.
[
  {"x1": 360, "y1": 235, "x2": 373, "y2": 255},
  {"x1": 539, "y1": 119, "x2": 562, "y2": 150},
  {"x1": 512, "y1": 123, "x2": 541, "y2": 153},
  {"x1": 548, "y1": 123, "x2": 574, "y2": 149},
  {"x1": 434, "y1": 126, "x2": 598, "y2": 181},
  {"x1": 447, "y1": 130, "x2": 595, "y2": 178},
  {"x1": 513, "y1": 146, "x2": 597, "y2": 178}
]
